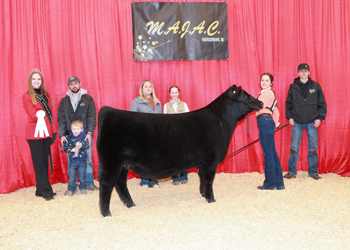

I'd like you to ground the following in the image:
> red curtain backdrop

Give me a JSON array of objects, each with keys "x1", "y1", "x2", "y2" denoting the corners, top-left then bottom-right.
[{"x1": 1, "y1": 0, "x2": 349, "y2": 194}]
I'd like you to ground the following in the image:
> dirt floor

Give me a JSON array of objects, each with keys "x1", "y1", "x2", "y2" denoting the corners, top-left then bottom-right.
[{"x1": 1, "y1": 172, "x2": 350, "y2": 250}]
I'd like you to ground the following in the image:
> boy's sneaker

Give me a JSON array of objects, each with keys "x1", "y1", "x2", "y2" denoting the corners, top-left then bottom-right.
[
  {"x1": 141, "y1": 184, "x2": 149, "y2": 188},
  {"x1": 67, "y1": 190, "x2": 74, "y2": 196},
  {"x1": 150, "y1": 184, "x2": 159, "y2": 188},
  {"x1": 65, "y1": 189, "x2": 76, "y2": 195},
  {"x1": 81, "y1": 189, "x2": 87, "y2": 194}
]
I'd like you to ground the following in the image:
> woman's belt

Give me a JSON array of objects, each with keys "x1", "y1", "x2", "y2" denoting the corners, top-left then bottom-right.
[{"x1": 256, "y1": 113, "x2": 271, "y2": 120}]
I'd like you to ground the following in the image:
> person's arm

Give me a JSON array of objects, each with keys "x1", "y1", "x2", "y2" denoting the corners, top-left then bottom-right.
[
  {"x1": 317, "y1": 85, "x2": 327, "y2": 121},
  {"x1": 272, "y1": 106, "x2": 280, "y2": 127},
  {"x1": 86, "y1": 96, "x2": 97, "y2": 136},
  {"x1": 285, "y1": 86, "x2": 294, "y2": 121},
  {"x1": 163, "y1": 104, "x2": 167, "y2": 114},
  {"x1": 63, "y1": 140, "x2": 75, "y2": 158},
  {"x1": 57, "y1": 98, "x2": 67, "y2": 138},
  {"x1": 156, "y1": 103, "x2": 162, "y2": 113},
  {"x1": 80, "y1": 135, "x2": 90, "y2": 150},
  {"x1": 22, "y1": 94, "x2": 38, "y2": 121},
  {"x1": 130, "y1": 98, "x2": 139, "y2": 112},
  {"x1": 184, "y1": 103, "x2": 189, "y2": 113}
]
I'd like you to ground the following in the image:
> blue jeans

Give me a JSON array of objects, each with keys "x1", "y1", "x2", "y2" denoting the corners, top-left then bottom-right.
[
  {"x1": 287, "y1": 121, "x2": 318, "y2": 176},
  {"x1": 68, "y1": 160, "x2": 87, "y2": 192},
  {"x1": 140, "y1": 177, "x2": 158, "y2": 187},
  {"x1": 172, "y1": 172, "x2": 188, "y2": 183},
  {"x1": 258, "y1": 116, "x2": 284, "y2": 190},
  {"x1": 66, "y1": 137, "x2": 94, "y2": 188}
]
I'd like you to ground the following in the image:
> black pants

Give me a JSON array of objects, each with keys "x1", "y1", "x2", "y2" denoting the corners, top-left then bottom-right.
[{"x1": 27, "y1": 138, "x2": 54, "y2": 198}]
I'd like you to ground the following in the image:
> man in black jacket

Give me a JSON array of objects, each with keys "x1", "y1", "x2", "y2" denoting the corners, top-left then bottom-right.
[
  {"x1": 58, "y1": 76, "x2": 98, "y2": 191},
  {"x1": 284, "y1": 64, "x2": 327, "y2": 180}
]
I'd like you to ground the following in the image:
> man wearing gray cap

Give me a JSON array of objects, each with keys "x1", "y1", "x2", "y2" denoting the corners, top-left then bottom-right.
[
  {"x1": 58, "y1": 76, "x2": 99, "y2": 193},
  {"x1": 284, "y1": 64, "x2": 327, "y2": 180}
]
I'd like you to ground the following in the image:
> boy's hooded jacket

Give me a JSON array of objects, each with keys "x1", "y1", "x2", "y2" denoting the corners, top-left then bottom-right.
[{"x1": 63, "y1": 129, "x2": 89, "y2": 161}]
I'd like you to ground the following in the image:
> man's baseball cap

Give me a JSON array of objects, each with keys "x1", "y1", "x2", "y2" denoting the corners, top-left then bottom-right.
[
  {"x1": 68, "y1": 76, "x2": 80, "y2": 84},
  {"x1": 298, "y1": 63, "x2": 310, "y2": 71}
]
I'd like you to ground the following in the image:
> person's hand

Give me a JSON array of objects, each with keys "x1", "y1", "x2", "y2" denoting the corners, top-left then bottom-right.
[
  {"x1": 60, "y1": 136, "x2": 67, "y2": 145},
  {"x1": 289, "y1": 118, "x2": 296, "y2": 126},
  {"x1": 312, "y1": 119, "x2": 321, "y2": 128},
  {"x1": 71, "y1": 147, "x2": 78, "y2": 153},
  {"x1": 85, "y1": 133, "x2": 92, "y2": 147}
]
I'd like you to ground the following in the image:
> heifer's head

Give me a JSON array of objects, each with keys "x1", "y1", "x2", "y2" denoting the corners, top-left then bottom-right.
[{"x1": 229, "y1": 85, "x2": 263, "y2": 120}]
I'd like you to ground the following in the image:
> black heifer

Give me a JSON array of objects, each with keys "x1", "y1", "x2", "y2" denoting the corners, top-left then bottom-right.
[{"x1": 97, "y1": 85, "x2": 263, "y2": 216}]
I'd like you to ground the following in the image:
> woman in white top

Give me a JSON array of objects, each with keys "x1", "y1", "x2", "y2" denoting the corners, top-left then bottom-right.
[{"x1": 163, "y1": 85, "x2": 190, "y2": 185}]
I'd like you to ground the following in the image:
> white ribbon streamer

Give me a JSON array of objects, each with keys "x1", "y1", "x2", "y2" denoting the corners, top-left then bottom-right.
[{"x1": 34, "y1": 110, "x2": 49, "y2": 138}]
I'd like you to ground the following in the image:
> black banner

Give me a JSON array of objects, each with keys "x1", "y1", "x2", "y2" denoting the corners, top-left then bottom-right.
[{"x1": 132, "y1": 2, "x2": 229, "y2": 61}]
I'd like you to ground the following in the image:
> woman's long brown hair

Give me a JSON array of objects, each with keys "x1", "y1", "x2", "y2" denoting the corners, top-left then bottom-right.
[{"x1": 27, "y1": 69, "x2": 54, "y2": 107}]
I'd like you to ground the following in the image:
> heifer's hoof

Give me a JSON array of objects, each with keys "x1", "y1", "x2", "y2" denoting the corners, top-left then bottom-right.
[
  {"x1": 201, "y1": 193, "x2": 205, "y2": 197},
  {"x1": 101, "y1": 211, "x2": 112, "y2": 217},
  {"x1": 207, "y1": 198, "x2": 216, "y2": 203},
  {"x1": 124, "y1": 201, "x2": 136, "y2": 208}
]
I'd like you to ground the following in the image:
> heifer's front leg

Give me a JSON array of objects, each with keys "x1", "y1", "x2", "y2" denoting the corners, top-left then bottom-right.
[
  {"x1": 201, "y1": 167, "x2": 217, "y2": 203},
  {"x1": 197, "y1": 167, "x2": 205, "y2": 197},
  {"x1": 115, "y1": 167, "x2": 135, "y2": 208}
]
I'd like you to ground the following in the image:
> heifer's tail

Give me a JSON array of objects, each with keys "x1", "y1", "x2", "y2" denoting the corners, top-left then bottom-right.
[{"x1": 97, "y1": 106, "x2": 115, "y2": 141}]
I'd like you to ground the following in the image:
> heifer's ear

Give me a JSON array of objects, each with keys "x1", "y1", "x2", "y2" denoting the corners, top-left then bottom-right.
[{"x1": 232, "y1": 85, "x2": 242, "y2": 99}]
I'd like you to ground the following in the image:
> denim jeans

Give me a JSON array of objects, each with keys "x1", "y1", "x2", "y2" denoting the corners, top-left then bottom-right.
[
  {"x1": 172, "y1": 172, "x2": 188, "y2": 183},
  {"x1": 66, "y1": 137, "x2": 94, "y2": 188},
  {"x1": 287, "y1": 121, "x2": 318, "y2": 176},
  {"x1": 258, "y1": 116, "x2": 285, "y2": 190},
  {"x1": 68, "y1": 160, "x2": 87, "y2": 192},
  {"x1": 140, "y1": 177, "x2": 158, "y2": 187}
]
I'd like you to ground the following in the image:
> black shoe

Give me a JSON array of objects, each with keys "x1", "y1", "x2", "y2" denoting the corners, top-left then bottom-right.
[
  {"x1": 44, "y1": 196, "x2": 54, "y2": 201},
  {"x1": 36, "y1": 191, "x2": 56, "y2": 197},
  {"x1": 35, "y1": 191, "x2": 43, "y2": 197},
  {"x1": 309, "y1": 174, "x2": 322, "y2": 180},
  {"x1": 283, "y1": 173, "x2": 296, "y2": 179}
]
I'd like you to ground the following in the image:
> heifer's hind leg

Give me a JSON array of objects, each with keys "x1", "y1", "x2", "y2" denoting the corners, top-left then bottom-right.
[
  {"x1": 115, "y1": 167, "x2": 135, "y2": 208},
  {"x1": 99, "y1": 182, "x2": 114, "y2": 217},
  {"x1": 99, "y1": 170, "x2": 118, "y2": 217}
]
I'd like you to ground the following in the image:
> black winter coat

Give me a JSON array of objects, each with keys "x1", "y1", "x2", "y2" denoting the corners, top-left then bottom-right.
[
  {"x1": 285, "y1": 77, "x2": 327, "y2": 124},
  {"x1": 57, "y1": 94, "x2": 96, "y2": 138}
]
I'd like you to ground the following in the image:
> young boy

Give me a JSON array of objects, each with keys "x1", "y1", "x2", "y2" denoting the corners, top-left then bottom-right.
[{"x1": 64, "y1": 120, "x2": 90, "y2": 196}]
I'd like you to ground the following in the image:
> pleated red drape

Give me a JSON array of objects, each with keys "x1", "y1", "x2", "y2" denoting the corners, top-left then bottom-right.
[{"x1": 1, "y1": 0, "x2": 349, "y2": 194}]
